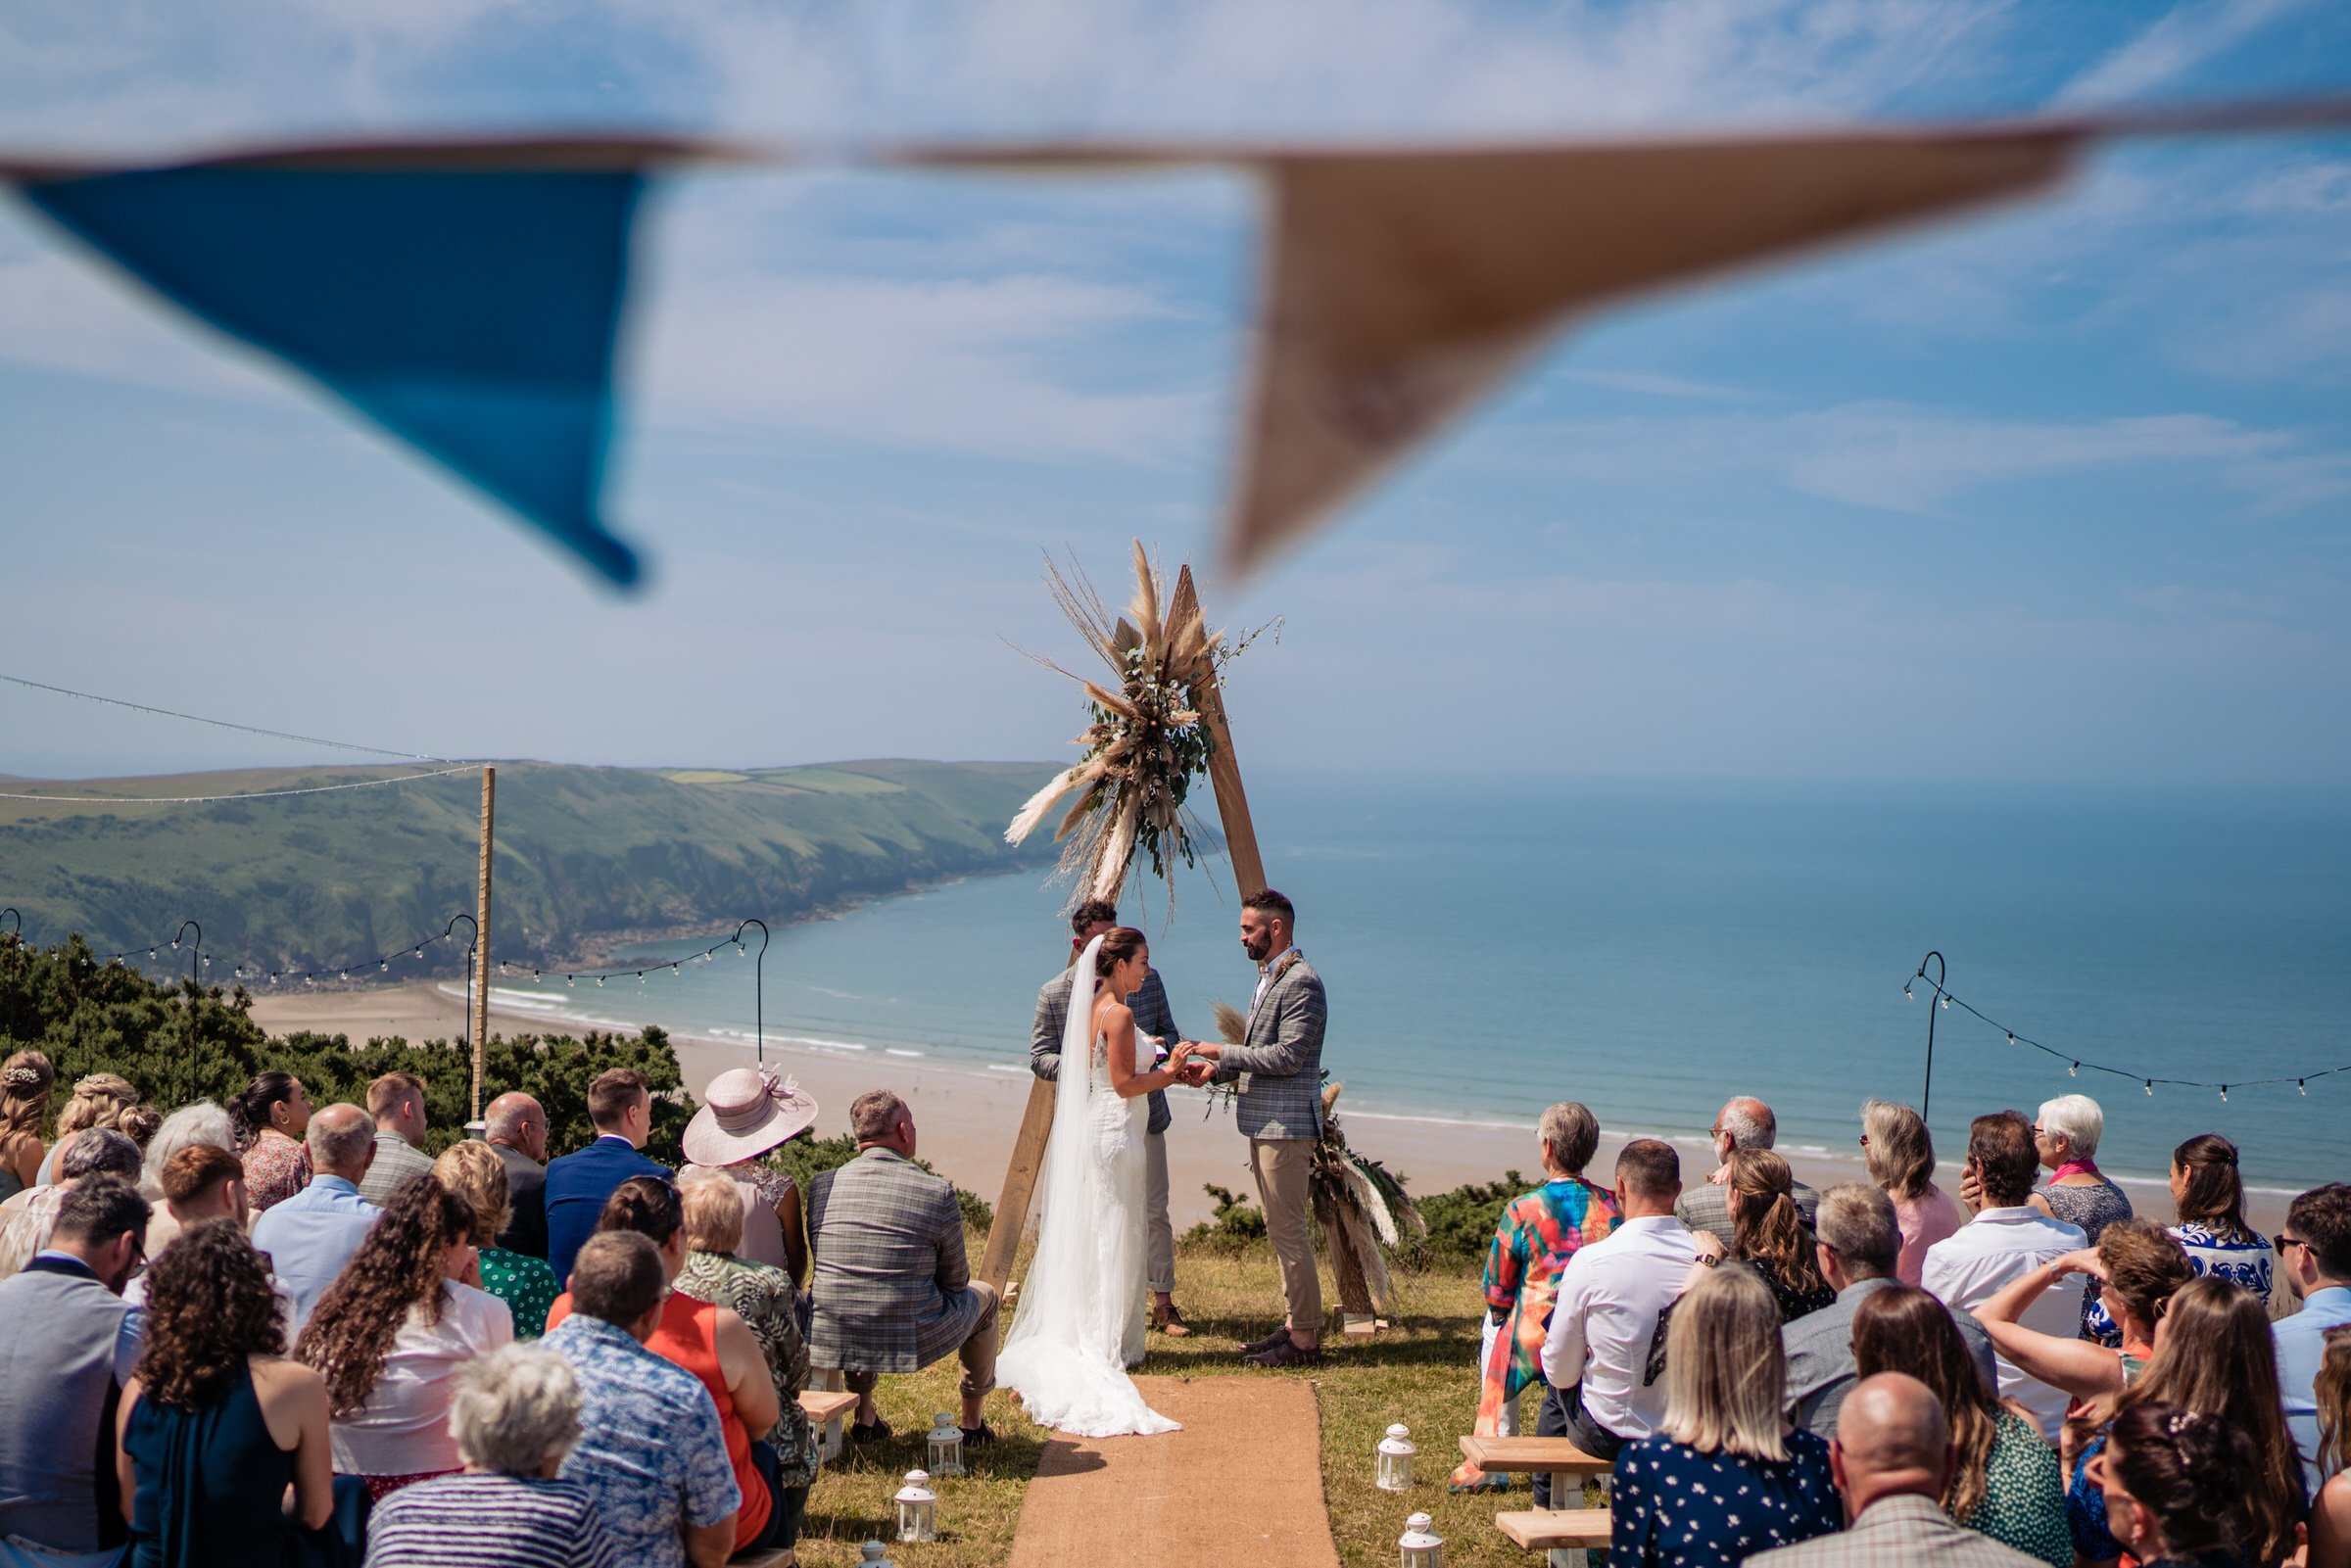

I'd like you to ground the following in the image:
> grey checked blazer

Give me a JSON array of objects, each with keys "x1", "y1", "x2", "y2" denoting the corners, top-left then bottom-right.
[
  {"x1": 1746, "y1": 1494, "x2": 2042, "y2": 1568},
  {"x1": 1782, "y1": 1275, "x2": 2001, "y2": 1443},
  {"x1": 1212, "y1": 951, "x2": 1326, "y2": 1141},
  {"x1": 1031, "y1": 964, "x2": 1179, "y2": 1136},
  {"x1": 805, "y1": 1149, "x2": 988, "y2": 1374},
  {"x1": 1676, "y1": 1175, "x2": 1819, "y2": 1251}
]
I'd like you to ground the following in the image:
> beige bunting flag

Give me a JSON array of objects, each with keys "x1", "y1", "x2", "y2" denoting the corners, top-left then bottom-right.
[{"x1": 1225, "y1": 127, "x2": 2082, "y2": 576}]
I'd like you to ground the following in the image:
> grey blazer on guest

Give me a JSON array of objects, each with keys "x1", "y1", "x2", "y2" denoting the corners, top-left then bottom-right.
[
  {"x1": 1032, "y1": 965, "x2": 1178, "y2": 1136},
  {"x1": 1747, "y1": 1494, "x2": 2042, "y2": 1568},
  {"x1": 1212, "y1": 951, "x2": 1327, "y2": 1142},
  {"x1": 1677, "y1": 1176, "x2": 1819, "y2": 1251},
  {"x1": 1782, "y1": 1275, "x2": 2001, "y2": 1443},
  {"x1": 805, "y1": 1149, "x2": 988, "y2": 1374}
]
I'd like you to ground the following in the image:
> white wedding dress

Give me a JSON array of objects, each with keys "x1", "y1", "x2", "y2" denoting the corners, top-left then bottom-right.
[{"x1": 994, "y1": 935, "x2": 1179, "y2": 1437}]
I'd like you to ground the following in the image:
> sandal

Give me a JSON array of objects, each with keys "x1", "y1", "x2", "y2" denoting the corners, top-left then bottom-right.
[
  {"x1": 1243, "y1": 1335, "x2": 1321, "y2": 1368},
  {"x1": 1152, "y1": 1304, "x2": 1195, "y2": 1338}
]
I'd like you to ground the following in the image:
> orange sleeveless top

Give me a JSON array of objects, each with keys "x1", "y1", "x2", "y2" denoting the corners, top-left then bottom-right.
[{"x1": 546, "y1": 1291, "x2": 772, "y2": 1545}]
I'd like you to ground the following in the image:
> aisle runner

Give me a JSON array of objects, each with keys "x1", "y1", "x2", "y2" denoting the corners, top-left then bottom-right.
[{"x1": 1005, "y1": 1375, "x2": 1340, "y2": 1568}]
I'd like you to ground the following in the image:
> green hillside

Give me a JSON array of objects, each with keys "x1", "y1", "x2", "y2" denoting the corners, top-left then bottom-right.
[{"x1": 0, "y1": 759, "x2": 1058, "y2": 975}]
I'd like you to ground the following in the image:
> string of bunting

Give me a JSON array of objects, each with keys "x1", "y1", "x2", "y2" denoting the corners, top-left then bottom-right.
[{"x1": 1906, "y1": 969, "x2": 2351, "y2": 1104}]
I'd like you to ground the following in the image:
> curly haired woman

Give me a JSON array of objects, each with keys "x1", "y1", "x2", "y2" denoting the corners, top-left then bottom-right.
[
  {"x1": 0, "y1": 1051, "x2": 54, "y2": 1201},
  {"x1": 34, "y1": 1072, "x2": 146, "y2": 1186},
  {"x1": 294, "y1": 1173, "x2": 512, "y2": 1498},
  {"x1": 118, "y1": 1219, "x2": 336, "y2": 1567}
]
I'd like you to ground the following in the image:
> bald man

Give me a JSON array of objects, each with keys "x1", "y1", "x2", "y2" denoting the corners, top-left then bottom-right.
[
  {"x1": 485, "y1": 1092, "x2": 549, "y2": 1258},
  {"x1": 1748, "y1": 1373, "x2": 2040, "y2": 1567},
  {"x1": 249, "y1": 1103, "x2": 380, "y2": 1334},
  {"x1": 1676, "y1": 1095, "x2": 1817, "y2": 1248}
]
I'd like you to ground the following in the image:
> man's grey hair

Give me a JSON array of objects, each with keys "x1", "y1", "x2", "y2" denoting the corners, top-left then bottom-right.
[
  {"x1": 485, "y1": 1094, "x2": 540, "y2": 1145},
  {"x1": 449, "y1": 1343, "x2": 584, "y2": 1474},
  {"x1": 61, "y1": 1127, "x2": 143, "y2": 1180},
  {"x1": 307, "y1": 1104, "x2": 376, "y2": 1173},
  {"x1": 1814, "y1": 1182, "x2": 1900, "y2": 1278},
  {"x1": 850, "y1": 1089, "x2": 908, "y2": 1144},
  {"x1": 141, "y1": 1101, "x2": 236, "y2": 1193},
  {"x1": 1719, "y1": 1098, "x2": 1776, "y2": 1151},
  {"x1": 1538, "y1": 1102, "x2": 1600, "y2": 1174}
]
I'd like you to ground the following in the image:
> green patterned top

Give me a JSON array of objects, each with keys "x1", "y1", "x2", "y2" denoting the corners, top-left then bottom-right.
[
  {"x1": 478, "y1": 1246, "x2": 561, "y2": 1340},
  {"x1": 1965, "y1": 1407, "x2": 2072, "y2": 1567},
  {"x1": 677, "y1": 1249, "x2": 818, "y2": 1490}
]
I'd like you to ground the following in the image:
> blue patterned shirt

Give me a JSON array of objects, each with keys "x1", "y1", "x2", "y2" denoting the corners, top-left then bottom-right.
[
  {"x1": 541, "y1": 1314, "x2": 740, "y2": 1568},
  {"x1": 1610, "y1": 1430, "x2": 1843, "y2": 1568}
]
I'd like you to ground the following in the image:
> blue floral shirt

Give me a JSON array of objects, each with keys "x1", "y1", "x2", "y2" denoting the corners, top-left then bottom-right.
[
  {"x1": 542, "y1": 1314, "x2": 741, "y2": 1568},
  {"x1": 2084, "y1": 1221, "x2": 2274, "y2": 1342},
  {"x1": 1610, "y1": 1429, "x2": 1842, "y2": 1568}
]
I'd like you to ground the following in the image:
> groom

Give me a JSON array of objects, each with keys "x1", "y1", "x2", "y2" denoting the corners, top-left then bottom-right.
[
  {"x1": 1030, "y1": 897, "x2": 1193, "y2": 1337},
  {"x1": 1182, "y1": 887, "x2": 1328, "y2": 1368}
]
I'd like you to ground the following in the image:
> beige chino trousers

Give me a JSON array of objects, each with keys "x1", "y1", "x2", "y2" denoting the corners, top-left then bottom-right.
[{"x1": 1248, "y1": 1137, "x2": 1322, "y2": 1335}]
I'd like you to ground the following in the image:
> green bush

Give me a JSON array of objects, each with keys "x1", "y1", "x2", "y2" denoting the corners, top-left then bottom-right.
[
  {"x1": 1182, "y1": 1181, "x2": 1270, "y2": 1252},
  {"x1": 0, "y1": 934, "x2": 692, "y2": 1162},
  {"x1": 766, "y1": 1129, "x2": 993, "y2": 1232},
  {"x1": 1399, "y1": 1169, "x2": 1527, "y2": 1270}
]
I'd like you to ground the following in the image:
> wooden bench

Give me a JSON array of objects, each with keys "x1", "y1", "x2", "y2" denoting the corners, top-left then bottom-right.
[
  {"x1": 1457, "y1": 1434, "x2": 1610, "y2": 1485},
  {"x1": 1497, "y1": 1509, "x2": 1611, "y2": 1552},
  {"x1": 801, "y1": 1383, "x2": 859, "y2": 1464},
  {"x1": 1462, "y1": 1438, "x2": 1612, "y2": 1566}
]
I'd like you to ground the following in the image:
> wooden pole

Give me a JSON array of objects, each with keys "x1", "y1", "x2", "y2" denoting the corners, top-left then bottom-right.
[
  {"x1": 471, "y1": 765, "x2": 495, "y2": 1127},
  {"x1": 1191, "y1": 667, "x2": 1267, "y2": 897}
]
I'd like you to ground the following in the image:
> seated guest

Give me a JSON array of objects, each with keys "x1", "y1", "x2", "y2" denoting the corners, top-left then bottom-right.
[
  {"x1": 32, "y1": 1073, "x2": 144, "y2": 1186},
  {"x1": 1784, "y1": 1183, "x2": 1999, "y2": 1444},
  {"x1": 250, "y1": 1105, "x2": 379, "y2": 1334},
  {"x1": 546, "y1": 1069, "x2": 670, "y2": 1287},
  {"x1": 2026, "y1": 1093, "x2": 2133, "y2": 1344},
  {"x1": 360, "y1": 1342, "x2": 619, "y2": 1568},
  {"x1": 1450, "y1": 1100, "x2": 1619, "y2": 1492},
  {"x1": 2091, "y1": 1402, "x2": 2268, "y2": 1568},
  {"x1": 1973, "y1": 1217, "x2": 2190, "y2": 1415},
  {"x1": 678, "y1": 1173, "x2": 816, "y2": 1565},
  {"x1": 2066, "y1": 1276, "x2": 2304, "y2": 1568},
  {"x1": 1851, "y1": 1286, "x2": 2069, "y2": 1567},
  {"x1": 680, "y1": 1069, "x2": 817, "y2": 1283},
  {"x1": 548, "y1": 1179, "x2": 781, "y2": 1558},
  {"x1": 542, "y1": 1231, "x2": 739, "y2": 1568},
  {"x1": 485, "y1": 1092, "x2": 551, "y2": 1259},
  {"x1": 2162, "y1": 1133, "x2": 2273, "y2": 1301},
  {"x1": 0, "y1": 1050, "x2": 56, "y2": 1201},
  {"x1": 1607, "y1": 1263, "x2": 1842, "y2": 1568},
  {"x1": 231, "y1": 1072, "x2": 314, "y2": 1214},
  {"x1": 0, "y1": 1176, "x2": 148, "y2": 1562},
  {"x1": 356, "y1": 1073, "x2": 435, "y2": 1207},
  {"x1": 2306, "y1": 1327, "x2": 2351, "y2": 1568},
  {"x1": 0, "y1": 1128, "x2": 144, "y2": 1279},
  {"x1": 1536, "y1": 1138, "x2": 1703, "y2": 1507},
  {"x1": 138, "y1": 1102, "x2": 235, "y2": 1196},
  {"x1": 1860, "y1": 1098, "x2": 1963, "y2": 1286},
  {"x1": 1749, "y1": 1371, "x2": 2044, "y2": 1568},
  {"x1": 1702, "y1": 1148, "x2": 1834, "y2": 1321},
  {"x1": 1921, "y1": 1111, "x2": 2087, "y2": 1439},
  {"x1": 142, "y1": 1142, "x2": 248, "y2": 1262},
  {"x1": 807, "y1": 1091, "x2": 999, "y2": 1448},
  {"x1": 118, "y1": 1219, "x2": 340, "y2": 1567},
  {"x1": 2276, "y1": 1182, "x2": 2351, "y2": 1494},
  {"x1": 434, "y1": 1141, "x2": 560, "y2": 1338},
  {"x1": 295, "y1": 1175, "x2": 513, "y2": 1498},
  {"x1": 1677, "y1": 1097, "x2": 1816, "y2": 1248}
]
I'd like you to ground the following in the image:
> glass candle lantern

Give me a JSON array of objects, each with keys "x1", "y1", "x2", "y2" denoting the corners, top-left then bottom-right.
[
  {"x1": 894, "y1": 1470, "x2": 937, "y2": 1544},
  {"x1": 1376, "y1": 1424, "x2": 1415, "y2": 1492},
  {"x1": 927, "y1": 1411, "x2": 966, "y2": 1478},
  {"x1": 1399, "y1": 1511, "x2": 1444, "y2": 1568},
  {"x1": 857, "y1": 1545, "x2": 896, "y2": 1568}
]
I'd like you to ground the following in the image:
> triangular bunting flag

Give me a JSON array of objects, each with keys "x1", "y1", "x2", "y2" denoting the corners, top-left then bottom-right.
[
  {"x1": 14, "y1": 143, "x2": 689, "y2": 587},
  {"x1": 1224, "y1": 128, "x2": 2079, "y2": 576}
]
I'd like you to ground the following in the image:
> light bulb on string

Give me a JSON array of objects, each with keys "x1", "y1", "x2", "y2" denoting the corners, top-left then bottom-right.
[
  {"x1": 736, "y1": 943, "x2": 745, "y2": 957},
  {"x1": 2069, "y1": 1063, "x2": 2079, "y2": 1077},
  {"x1": 1939, "y1": 995, "x2": 1949, "y2": 1010},
  {"x1": 566, "y1": 975, "x2": 575, "y2": 988},
  {"x1": 1902, "y1": 985, "x2": 1913, "y2": 1001},
  {"x1": 379, "y1": 960, "x2": 389, "y2": 973},
  {"x1": 2144, "y1": 1080, "x2": 2153, "y2": 1096},
  {"x1": 169, "y1": 938, "x2": 179, "y2": 950},
  {"x1": 148, "y1": 948, "x2": 157, "y2": 960},
  {"x1": 2299, "y1": 1080, "x2": 2308, "y2": 1096},
  {"x1": 637, "y1": 973, "x2": 646, "y2": 985},
  {"x1": 2219, "y1": 1085, "x2": 2229, "y2": 1103},
  {"x1": 596, "y1": 976, "x2": 604, "y2": 987},
  {"x1": 414, "y1": 946, "x2": 424, "y2": 958},
  {"x1": 2006, "y1": 1033, "x2": 2016, "y2": 1047}
]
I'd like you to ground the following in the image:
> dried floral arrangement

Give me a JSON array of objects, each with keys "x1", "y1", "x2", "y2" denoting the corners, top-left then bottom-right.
[{"x1": 1005, "y1": 542, "x2": 1273, "y2": 905}]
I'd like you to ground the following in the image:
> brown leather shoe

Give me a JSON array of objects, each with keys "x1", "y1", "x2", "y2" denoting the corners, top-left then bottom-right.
[
  {"x1": 1243, "y1": 1335, "x2": 1322, "y2": 1368},
  {"x1": 1152, "y1": 1303, "x2": 1194, "y2": 1338},
  {"x1": 1240, "y1": 1325, "x2": 1291, "y2": 1355}
]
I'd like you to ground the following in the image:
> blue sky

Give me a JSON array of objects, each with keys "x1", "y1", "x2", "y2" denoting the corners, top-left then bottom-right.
[{"x1": 1, "y1": 0, "x2": 2347, "y2": 785}]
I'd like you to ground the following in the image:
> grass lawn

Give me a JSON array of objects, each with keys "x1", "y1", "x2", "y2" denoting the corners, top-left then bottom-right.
[{"x1": 792, "y1": 1229, "x2": 1554, "y2": 1567}]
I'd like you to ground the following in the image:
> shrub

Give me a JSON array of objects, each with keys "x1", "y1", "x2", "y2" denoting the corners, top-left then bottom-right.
[
  {"x1": 1182, "y1": 1182, "x2": 1270, "y2": 1252},
  {"x1": 1400, "y1": 1170, "x2": 1528, "y2": 1270},
  {"x1": 767, "y1": 1129, "x2": 994, "y2": 1233}
]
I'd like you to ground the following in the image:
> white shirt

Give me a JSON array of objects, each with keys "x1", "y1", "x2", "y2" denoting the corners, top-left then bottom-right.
[
  {"x1": 1251, "y1": 946, "x2": 1301, "y2": 1014},
  {"x1": 1920, "y1": 1204, "x2": 2087, "y2": 1438},
  {"x1": 1539, "y1": 1213, "x2": 1701, "y2": 1441},
  {"x1": 328, "y1": 1280, "x2": 513, "y2": 1477}
]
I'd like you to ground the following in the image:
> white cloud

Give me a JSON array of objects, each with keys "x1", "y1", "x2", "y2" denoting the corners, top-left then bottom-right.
[{"x1": 2058, "y1": 0, "x2": 2313, "y2": 106}]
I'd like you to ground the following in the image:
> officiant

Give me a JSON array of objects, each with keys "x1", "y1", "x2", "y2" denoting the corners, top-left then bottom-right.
[{"x1": 1030, "y1": 897, "x2": 1192, "y2": 1338}]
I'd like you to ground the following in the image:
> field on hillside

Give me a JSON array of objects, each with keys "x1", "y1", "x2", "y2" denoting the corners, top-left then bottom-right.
[{"x1": 0, "y1": 759, "x2": 1056, "y2": 973}]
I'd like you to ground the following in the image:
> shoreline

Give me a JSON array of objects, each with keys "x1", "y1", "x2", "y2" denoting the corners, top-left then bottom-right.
[{"x1": 248, "y1": 978, "x2": 2294, "y2": 1233}]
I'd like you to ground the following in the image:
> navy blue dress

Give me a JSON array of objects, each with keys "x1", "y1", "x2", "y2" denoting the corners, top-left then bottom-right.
[
  {"x1": 1609, "y1": 1429, "x2": 1842, "y2": 1568},
  {"x1": 122, "y1": 1364, "x2": 296, "y2": 1568}
]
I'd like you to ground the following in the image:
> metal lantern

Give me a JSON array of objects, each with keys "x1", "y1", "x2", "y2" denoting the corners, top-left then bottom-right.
[
  {"x1": 894, "y1": 1470, "x2": 937, "y2": 1544},
  {"x1": 857, "y1": 1544, "x2": 896, "y2": 1568},
  {"x1": 927, "y1": 1411, "x2": 967, "y2": 1478},
  {"x1": 1399, "y1": 1511, "x2": 1444, "y2": 1568},
  {"x1": 1376, "y1": 1423, "x2": 1415, "y2": 1492}
]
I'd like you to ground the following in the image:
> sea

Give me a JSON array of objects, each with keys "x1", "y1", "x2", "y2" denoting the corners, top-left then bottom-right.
[{"x1": 477, "y1": 777, "x2": 2351, "y2": 1196}]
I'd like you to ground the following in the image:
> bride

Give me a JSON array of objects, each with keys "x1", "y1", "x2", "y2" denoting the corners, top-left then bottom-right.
[{"x1": 996, "y1": 927, "x2": 1198, "y2": 1437}]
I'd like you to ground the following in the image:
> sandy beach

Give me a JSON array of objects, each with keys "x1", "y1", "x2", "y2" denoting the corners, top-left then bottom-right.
[{"x1": 250, "y1": 978, "x2": 2291, "y2": 1234}]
